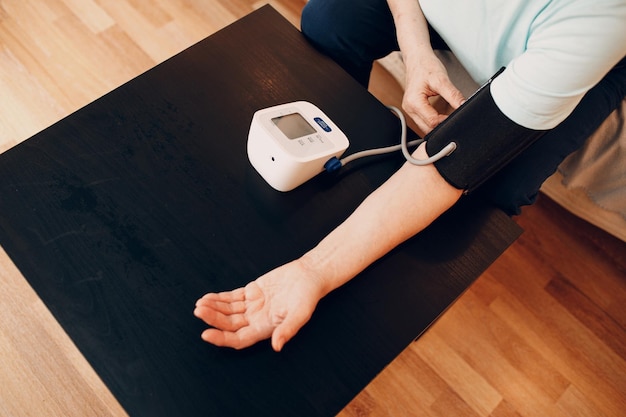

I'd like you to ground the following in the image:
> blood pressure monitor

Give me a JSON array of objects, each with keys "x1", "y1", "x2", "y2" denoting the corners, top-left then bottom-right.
[
  {"x1": 245, "y1": 68, "x2": 532, "y2": 195},
  {"x1": 247, "y1": 101, "x2": 349, "y2": 191}
]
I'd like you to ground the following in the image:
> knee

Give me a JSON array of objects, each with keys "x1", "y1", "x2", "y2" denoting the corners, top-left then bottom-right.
[
  {"x1": 301, "y1": 0, "x2": 396, "y2": 85},
  {"x1": 301, "y1": 0, "x2": 373, "y2": 84},
  {"x1": 301, "y1": 0, "x2": 347, "y2": 53}
]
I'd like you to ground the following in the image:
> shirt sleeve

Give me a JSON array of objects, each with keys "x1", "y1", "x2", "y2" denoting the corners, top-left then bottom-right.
[{"x1": 491, "y1": 0, "x2": 626, "y2": 130}]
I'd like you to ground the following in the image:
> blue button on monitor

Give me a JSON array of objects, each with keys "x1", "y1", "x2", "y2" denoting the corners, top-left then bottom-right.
[{"x1": 314, "y1": 117, "x2": 332, "y2": 132}]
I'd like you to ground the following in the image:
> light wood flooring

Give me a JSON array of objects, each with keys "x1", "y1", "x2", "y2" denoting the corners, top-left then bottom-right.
[{"x1": 1, "y1": 1, "x2": 624, "y2": 416}]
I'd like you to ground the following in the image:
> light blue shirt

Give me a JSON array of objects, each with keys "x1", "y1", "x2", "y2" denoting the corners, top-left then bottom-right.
[{"x1": 419, "y1": 0, "x2": 626, "y2": 129}]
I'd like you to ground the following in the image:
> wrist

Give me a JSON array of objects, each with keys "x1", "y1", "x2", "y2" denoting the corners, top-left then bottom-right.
[{"x1": 296, "y1": 252, "x2": 337, "y2": 298}]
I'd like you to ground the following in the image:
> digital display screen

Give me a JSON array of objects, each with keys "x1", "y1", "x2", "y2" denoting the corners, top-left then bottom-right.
[{"x1": 272, "y1": 113, "x2": 317, "y2": 140}]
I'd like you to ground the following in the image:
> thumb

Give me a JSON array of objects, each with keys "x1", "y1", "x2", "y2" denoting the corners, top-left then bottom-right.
[{"x1": 270, "y1": 309, "x2": 312, "y2": 352}]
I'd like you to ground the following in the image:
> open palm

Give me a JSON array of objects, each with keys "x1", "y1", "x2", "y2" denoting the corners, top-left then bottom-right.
[{"x1": 194, "y1": 260, "x2": 325, "y2": 351}]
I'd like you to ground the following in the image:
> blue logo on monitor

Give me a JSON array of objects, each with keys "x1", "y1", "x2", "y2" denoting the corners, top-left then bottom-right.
[{"x1": 314, "y1": 117, "x2": 332, "y2": 132}]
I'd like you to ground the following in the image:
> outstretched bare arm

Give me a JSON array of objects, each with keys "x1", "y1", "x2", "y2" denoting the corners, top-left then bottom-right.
[{"x1": 194, "y1": 143, "x2": 462, "y2": 351}]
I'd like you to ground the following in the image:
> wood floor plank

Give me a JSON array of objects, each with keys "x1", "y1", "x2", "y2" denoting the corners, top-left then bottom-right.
[
  {"x1": 60, "y1": 0, "x2": 116, "y2": 33},
  {"x1": 489, "y1": 284, "x2": 626, "y2": 417},
  {"x1": 545, "y1": 275, "x2": 626, "y2": 361},
  {"x1": 556, "y1": 384, "x2": 611, "y2": 417},
  {"x1": 489, "y1": 399, "x2": 525, "y2": 417},
  {"x1": 415, "y1": 330, "x2": 502, "y2": 416},
  {"x1": 437, "y1": 289, "x2": 571, "y2": 403},
  {"x1": 95, "y1": 0, "x2": 179, "y2": 62}
]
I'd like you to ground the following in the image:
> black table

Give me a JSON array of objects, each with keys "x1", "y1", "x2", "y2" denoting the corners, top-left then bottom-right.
[{"x1": 0, "y1": 6, "x2": 521, "y2": 416}]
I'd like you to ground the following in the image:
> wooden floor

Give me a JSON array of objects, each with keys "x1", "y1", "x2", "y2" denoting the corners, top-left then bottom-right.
[{"x1": 1, "y1": 1, "x2": 624, "y2": 416}]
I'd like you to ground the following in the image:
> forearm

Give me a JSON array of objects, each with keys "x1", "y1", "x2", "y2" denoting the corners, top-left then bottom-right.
[
  {"x1": 300, "y1": 143, "x2": 463, "y2": 297},
  {"x1": 387, "y1": 0, "x2": 435, "y2": 69}
]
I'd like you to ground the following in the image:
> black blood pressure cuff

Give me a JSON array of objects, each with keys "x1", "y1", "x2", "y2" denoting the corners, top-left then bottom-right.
[{"x1": 424, "y1": 73, "x2": 547, "y2": 192}]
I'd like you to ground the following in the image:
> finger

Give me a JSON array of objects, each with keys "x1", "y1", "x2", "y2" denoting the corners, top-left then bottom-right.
[
  {"x1": 405, "y1": 96, "x2": 444, "y2": 133},
  {"x1": 195, "y1": 298, "x2": 246, "y2": 315},
  {"x1": 197, "y1": 287, "x2": 245, "y2": 303},
  {"x1": 193, "y1": 305, "x2": 248, "y2": 332},
  {"x1": 201, "y1": 327, "x2": 269, "y2": 350}
]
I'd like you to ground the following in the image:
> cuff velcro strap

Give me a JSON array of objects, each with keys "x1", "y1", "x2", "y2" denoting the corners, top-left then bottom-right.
[{"x1": 425, "y1": 73, "x2": 546, "y2": 192}]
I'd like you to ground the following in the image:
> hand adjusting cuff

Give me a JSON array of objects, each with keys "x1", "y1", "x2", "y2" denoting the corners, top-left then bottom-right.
[{"x1": 425, "y1": 70, "x2": 547, "y2": 192}]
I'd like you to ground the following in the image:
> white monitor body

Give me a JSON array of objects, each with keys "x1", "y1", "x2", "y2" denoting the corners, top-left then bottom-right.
[{"x1": 247, "y1": 101, "x2": 349, "y2": 192}]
